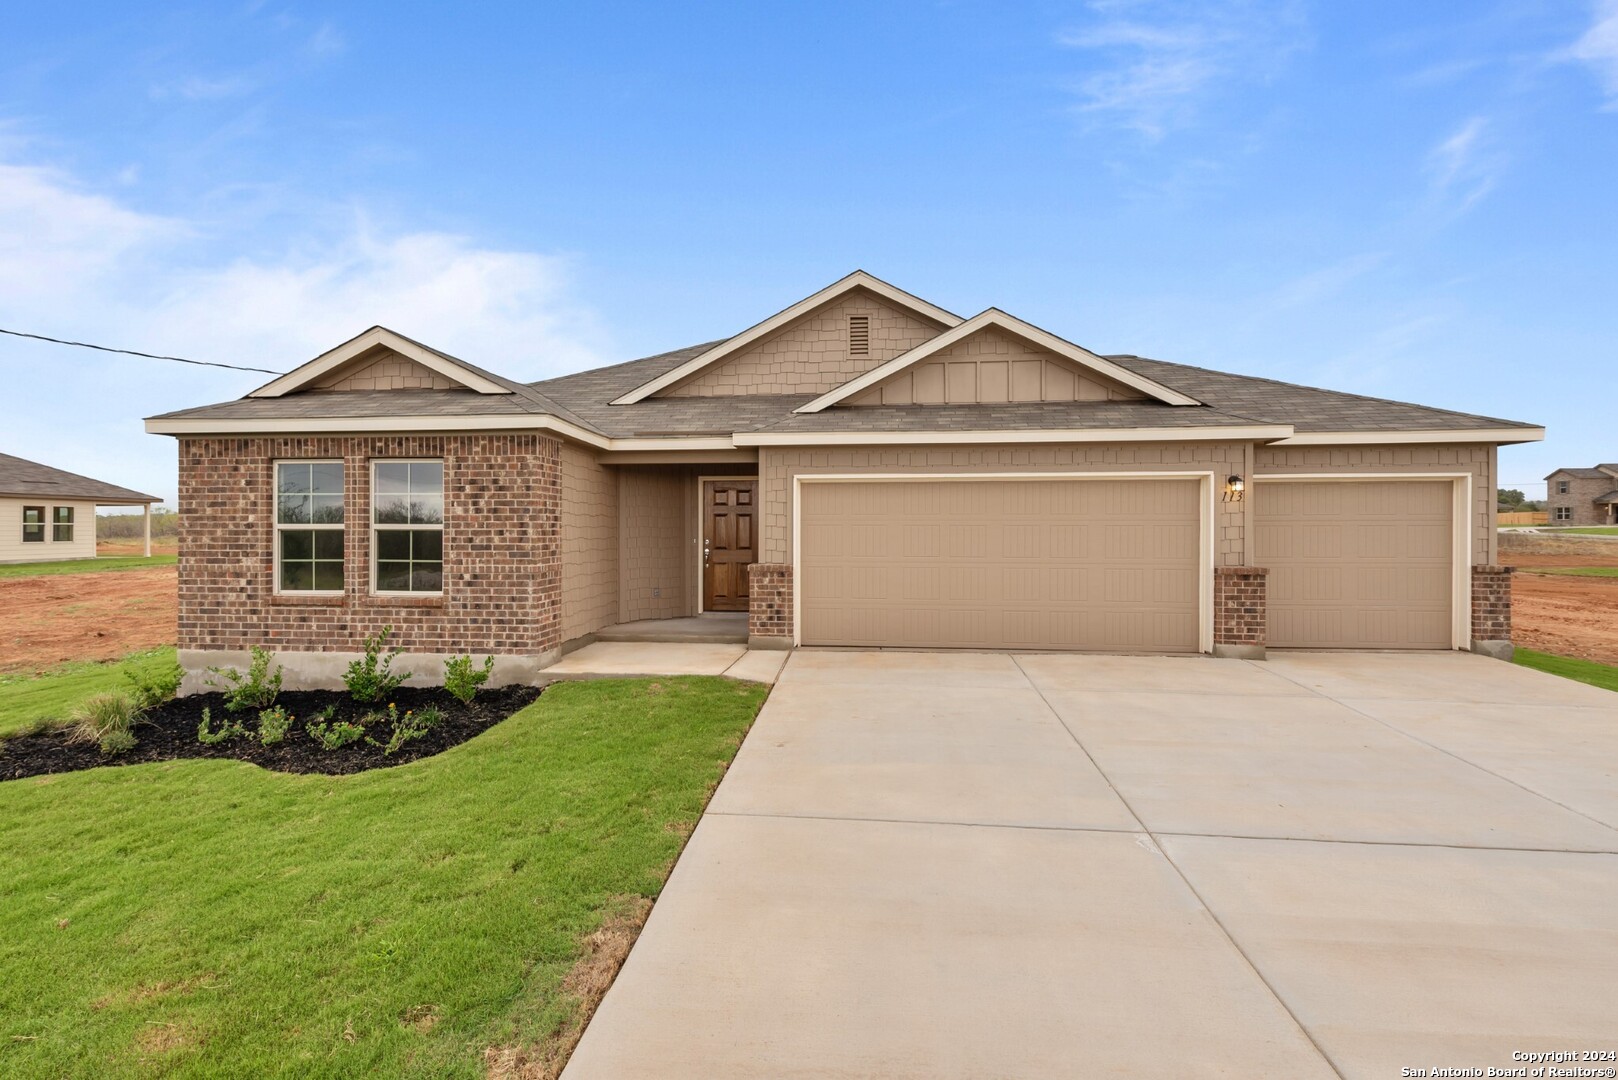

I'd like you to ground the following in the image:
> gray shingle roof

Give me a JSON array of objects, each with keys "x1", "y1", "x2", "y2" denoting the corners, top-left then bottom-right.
[
  {"x1": 0, "y1": 452, "x2": 158, "y2": 503},
  {"x1": 1547, "y1": 468, "x2": 1612, "y2": 479},
  {"x1": 751, "y1": 401, "x2": 1270, "y2": 434}
]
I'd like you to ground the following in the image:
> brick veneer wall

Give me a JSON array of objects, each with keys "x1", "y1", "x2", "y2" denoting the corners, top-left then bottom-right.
[
  {"x1": 177, "y1": 434, "x2": 562, "y2": 656},
  {"x1": 1471, "y1": 564, "x2": 1512, "y2": 642},
  {"x1": 1214, "y1": 566, "x2": 1267, "y2": 647},
  {"x1": 748, "y1": 564, "x2": 793, "y2": 641}
]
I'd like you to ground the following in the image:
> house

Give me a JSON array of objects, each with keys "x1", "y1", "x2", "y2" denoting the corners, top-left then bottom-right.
[
  {"x1": 1544, "y1": 465, "x2": 1618, "y2": 525},
  {"x1": 143, "y1": 271, "x2": 1543, "y2": 688},
  {"x1": 0, "y1": 452, "x2": 160, "y2": 564}
]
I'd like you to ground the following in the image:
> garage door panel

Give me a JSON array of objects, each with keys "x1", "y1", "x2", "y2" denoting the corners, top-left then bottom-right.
[
  {"x1": 1257, "y1": 480, "x2": 1453, "y2": 650},
  {"x1": 799, "y1": 479, "x2": 1202, "y2": 651}
]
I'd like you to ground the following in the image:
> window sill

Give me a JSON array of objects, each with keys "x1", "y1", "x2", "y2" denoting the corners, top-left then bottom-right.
[
  {"x1": 363, "y1": 593, "x2": 446, "y2": 608},
  {"x1": 271, "y1": 593, "x2": 346, "y2": 607}
]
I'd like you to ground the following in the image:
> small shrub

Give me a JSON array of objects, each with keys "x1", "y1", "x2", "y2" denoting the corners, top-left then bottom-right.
[
  {"x1": 368, "y1": 703, "x2": 441, "y2": 756},
  {"x1": 124, "y1": 660, "x2": 182, "y2": 711},
  {"x1": 257, "y1": 706, "x2": 294, "y2": 746},
  {"x1": 443, "y1": 654, "x2": 494, "y2": 705},
  {"x1": 344, "y1": 627, "x2": 410, "y2": 704},
  {"x1": 308, "y1": 716, "x2": 366, "y2": 750},
  {"x1": 67, "y1": 693, "x2": 142, "y2": 747},
  {"x1": 197, "y1": 706, "x2": 247, "y2": 744},
  {"x1": 99, "y1": 730, "x2": 138, "y2": 756},
  {"x1": 206, "y1": 646, "x2": 283, "y2": 712}
]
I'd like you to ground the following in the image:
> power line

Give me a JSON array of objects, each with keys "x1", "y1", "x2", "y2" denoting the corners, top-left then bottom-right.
[{"x1": 0, "y1": 327, "x2": 287, "y2": 375}]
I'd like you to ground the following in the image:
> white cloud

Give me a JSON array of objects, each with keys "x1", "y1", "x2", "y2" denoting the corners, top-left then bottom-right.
[
  {"x1": 1057, "y1": 0, "x2": 1308, "y2": 139},
  {"x1": 1566, "y1": 0, "x2": 1618, "y2": 107},
  {"x1": 1425, "y1": 116, "x2": 1499, "y2": 215},
  {"x1": 149, "y1": 75, "x2": 257, "y2": 101}
]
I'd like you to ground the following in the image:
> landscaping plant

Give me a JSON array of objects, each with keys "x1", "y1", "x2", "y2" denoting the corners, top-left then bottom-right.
[
  {"x1": 66, "y1": 692, "x2": 143, "y2": 756},
  {"x1": 308, "y1": 716, "x2": 366, "y2": 750},
  {"x1": 206, "y1": 645, "x2": 284, "y2": 712},
  {"x1": 123, "y1": 658, "x2": 182, "y2": 711},
  {"x1": 196, "y1": 706, "x2": 247, "y2": 745},
  {"x1": 444, "y1": 653, "x2": 495, "y2": 704},
  {"x1": 344, "y1": 626, "x2": 411, "y2": 703},
  {"x1": 370, "y1": 703, "x2": 441, "y2": 755},
  {"x1": 257, "y1": 705, "x2": 295, "y2": 746}
]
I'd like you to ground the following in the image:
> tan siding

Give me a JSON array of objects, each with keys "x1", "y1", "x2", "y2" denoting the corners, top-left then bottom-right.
[
  {"x1": 314, "y1": 348, "x2": 460, "y2": 391},
  {"x1": 619, "y1": 467, "x2": 693, "y2": 621},
  {"x1": 799, "y1": 478, "x2": 1201, "y2": 651},
  {"x1": 847, "y1": 327, "x2": 1146, "y2": 406},
  {"x1": 560, "y1": 444, "x2": 619, "y2": 640},
  {"x1": 665, "y1": 289, "x2": 946, "y2": 397},
  {"x1": 1253, "y1": 444, "x2": 1493, "y2": 565},
  {"x1": 0, "y1": 497, "x2": 97, "y2": 563},
  {"x1": 760, "y1": 442, "x2": 1246, "y2": 567}
]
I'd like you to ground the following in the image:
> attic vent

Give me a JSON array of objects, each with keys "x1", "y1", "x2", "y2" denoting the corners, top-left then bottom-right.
[{"x1": 847, "y1": 314, "x2": 871, "y2": 358}]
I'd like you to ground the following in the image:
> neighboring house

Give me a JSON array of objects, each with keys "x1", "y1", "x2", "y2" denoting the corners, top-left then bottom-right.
[
  {"x1": 0, "y1": 452, "x2": 160, "y2": 564},
  {"x1": 143, "y1": 271, "x2": 1543, "y2": 687},
  {"x1": 1544, "y1": 465, "x2": 1618, "y2": 525}
]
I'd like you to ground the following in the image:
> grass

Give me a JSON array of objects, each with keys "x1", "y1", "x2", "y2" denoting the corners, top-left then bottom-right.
[
  {"x1": 0, "y1": 675, "x2": 767, "y2": 1078},
  {"x1": 0, "y1": 554, "x2": 177, "y2": 579},
  {"x1": 1517, "y1": 566, "x2": 1618, "y2": 579},
  {"x1": 1513, "y1": 648, "x2": 1618, "y2": 694},
  {"x1": 0, "y1": 648, "x2": 180, "y2": 739},
  {"x1": 1562, "y1": 526, "x2": 1618, "y2": 536}
]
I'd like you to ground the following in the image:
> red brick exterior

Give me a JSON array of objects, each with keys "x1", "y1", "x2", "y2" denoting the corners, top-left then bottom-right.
[
  {"x1": 748, "y1": 563, "x2": 793, "y2": 640},
  {"x1": 177, "y1": 435, "x2": 562, "y2": 656},
  {"x1": 1214, "y1": 566, "x2": 1268, "y2": 647},
  {"x1": 1471, "y1": 564, "x2": 1512, "y2": 642}
]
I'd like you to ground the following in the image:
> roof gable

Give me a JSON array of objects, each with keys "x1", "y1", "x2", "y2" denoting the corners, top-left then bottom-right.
[
  {"x1": 248, "y1": 327, "x2": 512, "y2": 398},
  {"x1": 0, "y1": 452, "x2": 158, "y2": 503},
  {"x1": 797, "y1": 309, "x2": 1201, "y2": 413},
  {"x1": 609, "y1": 271, "x2": 961, "y2": 405}
]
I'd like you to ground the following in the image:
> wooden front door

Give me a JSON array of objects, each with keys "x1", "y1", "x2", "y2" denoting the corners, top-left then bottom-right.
[{"x1": 703, "y1": 479, "x2": 756, "y2": 612}]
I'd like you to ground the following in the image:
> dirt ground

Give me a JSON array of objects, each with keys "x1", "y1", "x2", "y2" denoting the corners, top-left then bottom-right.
[
  {"x1": 1499, "y1": 533, "x2": 1618, "y2": 666},
  {"x1": 0, "y1": 566, "x2": 177, "y2": 673}
]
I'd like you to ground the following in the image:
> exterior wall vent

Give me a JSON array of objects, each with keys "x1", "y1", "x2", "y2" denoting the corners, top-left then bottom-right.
[{"x1": 848, "y1": 314, "x2": 871, "y2": 358}]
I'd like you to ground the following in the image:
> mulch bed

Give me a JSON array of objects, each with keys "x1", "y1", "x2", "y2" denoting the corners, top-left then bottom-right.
[{"x1": 0, "y1": 685, "x2": 543, "y2": 782}]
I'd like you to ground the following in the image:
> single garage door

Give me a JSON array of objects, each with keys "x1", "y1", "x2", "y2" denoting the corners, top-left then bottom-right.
[
  {"x1": 1255, "y1": 480, "x2": 1454, "y2": 649},
  {"x1": 798, "y1": 478, "x2": 1202, "y2": 651}
]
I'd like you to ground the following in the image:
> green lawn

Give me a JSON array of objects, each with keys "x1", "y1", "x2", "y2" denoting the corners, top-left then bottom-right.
[
  {"x1": 0, "y1": 554, "x2": 177, "y2": 579},
  {"x1": 1518, "y1": 566, "x2": 1618, "y2": 579},
  {"x1": 0, "y1": 648, "x2": 181, "y2": 739},
  {"x1": 1562, "y1": 527, "x2": 1618, "y2": 537},
  {"x1": 0, "y1": 676, "x2": 766, "y2": 1078},
  {"x1": 1513, "y1": 648, "x2": 1618, "y2": 693}
]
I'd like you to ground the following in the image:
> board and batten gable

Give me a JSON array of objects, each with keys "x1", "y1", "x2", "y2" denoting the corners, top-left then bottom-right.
[{"x1": 0, "y1": 497, "x2": 96, "y2": 563}]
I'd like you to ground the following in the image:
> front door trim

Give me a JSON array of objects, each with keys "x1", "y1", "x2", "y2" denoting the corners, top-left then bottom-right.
[
  {"x1": 1252, "y1": 473, "x2": 1473, "y2": 650},
  {"x1": 697, "y1": 474, "x2": 758, "y2": 614},
  {"x1": 791, "y1": 471, "x2": 1216, "y2": 652}
]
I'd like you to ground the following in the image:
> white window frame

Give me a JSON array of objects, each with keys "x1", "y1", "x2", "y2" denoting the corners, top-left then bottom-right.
[
  {"x1": 52, "y1": 506, "x2": 74, "y2": 543},
  {"x1": 21, "y1": 505, "x2": 45, "y2": 543},
  {"x1": 370, "y1": 458, "x2": 445, "y2": 596},
  {"x1": 273, "y1": 459, "x2": 345, "y2": 596},
  {"x1": 1557, "y1": 480, "x2": 1571, "y2": 494},
  {"x1": 1554, "y1": 506, "x2": 1573, "y2": 522}
]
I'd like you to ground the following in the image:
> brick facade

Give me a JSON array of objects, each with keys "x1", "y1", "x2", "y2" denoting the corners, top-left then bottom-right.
[
  {"x1": 747, "y1": 563, "x2": 793, "y2": 643},
  {"x1": 1213, "y1": 566, "x2": 1267, "y2": 650},
  {"x1": 177, "y1": 434, "x2": 562, "y2": 657},
  {"x1": 1470, "y1": 564, "x2": 1512, "y2": 643}
]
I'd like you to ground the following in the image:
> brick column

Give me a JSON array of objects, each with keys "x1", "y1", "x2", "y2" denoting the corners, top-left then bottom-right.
[
  {"x1": 1213, "y1": 566, "x2": 1267, "y2": 660},
  {"x1": 747, "y1": 564, "x2": 794, "y2": 650},
  {"x1": 1470, "y1": 564, "x2": 1513, "y2": 660}
]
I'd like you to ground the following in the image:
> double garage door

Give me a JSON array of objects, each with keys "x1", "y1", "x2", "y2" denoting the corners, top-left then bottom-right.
[{"x1": 797, "y1": 476, "x2": 1457, "y2": 653}]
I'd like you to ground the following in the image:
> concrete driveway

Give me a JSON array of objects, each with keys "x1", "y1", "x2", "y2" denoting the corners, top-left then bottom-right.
[{"x1": 563, "y1": 651, "x2": 1618, "y2": 1079}]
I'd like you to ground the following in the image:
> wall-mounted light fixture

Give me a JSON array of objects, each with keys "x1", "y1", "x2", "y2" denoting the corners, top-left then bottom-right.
[{"x1": 1224, "y1": 474, "x2": 1246, "y2": 503}]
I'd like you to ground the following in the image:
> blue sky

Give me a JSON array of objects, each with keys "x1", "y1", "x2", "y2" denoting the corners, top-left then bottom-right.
[{"x1": 3, "y1": 1, "x2": 1615, "y2": 504}]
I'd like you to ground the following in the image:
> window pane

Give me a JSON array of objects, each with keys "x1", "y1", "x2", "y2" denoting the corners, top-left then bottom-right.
[
  {"x1": 409, "y1": 495, "x2": 443, "y2": 525},
  {"x1": 409, "y1": 461, "x2": 443, "y2": 494},
  {"x1": 374, "y1": 495, "x2": 409, "y2": 524},
  {"x1": 375, "y1": 462, "x2": 409, "y2": 493},
  {"x1": 54, "y1": 525, "x2": 74, "y2": 542},
  {"x1": 54, "y1": 507, "x2": 73, "y2": 523},
  {"x1": 376, "y1": 530, "x2": 410, "y2": 560},
  {"x1": 22, "y1": 527, "x2": 43, "y2": 542},
  {"x1": 311, "y1": 495, "x2": 345, "y2": 524},
  {"x1": 280, "y1": 561, "x2": 313, "y2": 591},
  {"x1": 23, "y1": 507, "x2": 42, "y2": 524},
  {"x1": 411, "y1": 563, "x2": 443, "y2": 592},
  {"x1": 314, "y1": 531, "x2": 344, "y2": 559},
  {"x1": 281, "y1": 529, "x2": 313, "y2": 561},
  {"x1": 277, "y1": 463, "x2": 311, "y2": 494},
  {"x1": 412, "y1": 529, "x2": 443, "y2": 561},
  {"x1": 310, "y1": 462, "x2": 344, "y2": 495},
  {"x1": 376, "y1": 562, "x2": 411, "y2": 591},
  {"x1": 278, "y1": 494, "x2": 311, "y2": 524},
  {"x1": 313, "y1": 561, "x2": 344, "y2": 591}
]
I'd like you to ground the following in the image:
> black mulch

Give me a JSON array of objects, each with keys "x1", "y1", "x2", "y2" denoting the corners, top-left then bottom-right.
[{"x1": 0, "y1": 685, "x2": 544, "y2": 782}]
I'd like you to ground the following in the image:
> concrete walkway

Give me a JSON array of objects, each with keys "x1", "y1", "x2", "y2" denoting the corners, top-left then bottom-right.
[
  {"x1": 542, "y1": 641, "x2": 789, "y2": 684},
  {"x1": 562, "y1": 650, "x2": 1618, "y2": 1079}
]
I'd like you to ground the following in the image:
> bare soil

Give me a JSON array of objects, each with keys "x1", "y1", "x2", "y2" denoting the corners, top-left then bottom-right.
[
  {"x1": 1499, "y1": 537, "x2": 1618, "y2": 666},
  {"x1": 0, "y1": 566, "x2": 178, "y2": 673},
  {"x1": 97, "y1": 540, "x2": 179, "y2": 557}
]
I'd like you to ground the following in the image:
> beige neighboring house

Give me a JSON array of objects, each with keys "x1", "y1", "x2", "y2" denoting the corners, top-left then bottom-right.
[
  {"x1": 143, "y1": 270, "x2": 1544, "y2": 688},
  {"x1": 1544, "y1": 465, "x2": 1618, "y2": 525},
  {"x1": 0, "y1": 452, "x2": 160, "y2": 563}
]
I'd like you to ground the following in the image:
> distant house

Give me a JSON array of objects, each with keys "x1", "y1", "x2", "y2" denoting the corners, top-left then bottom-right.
[
  {"x1": 0, "y1": 453, "x2": 160, "y2": 563},
  {"x1": 1544, "y1": 465, "x2": 1618, "y2": 526}
]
